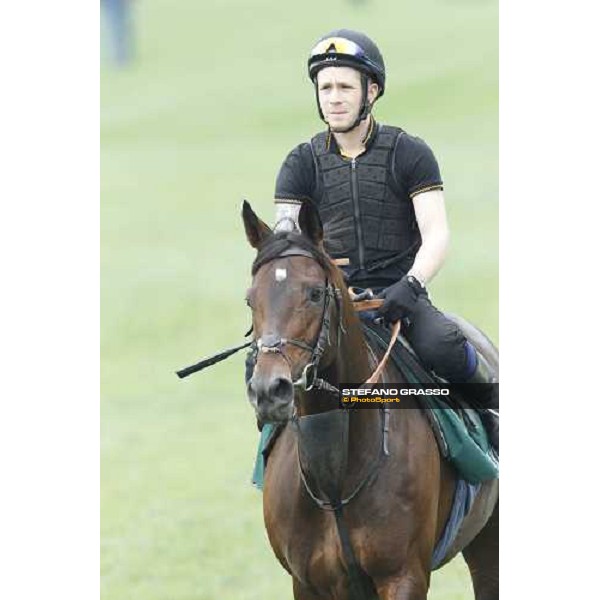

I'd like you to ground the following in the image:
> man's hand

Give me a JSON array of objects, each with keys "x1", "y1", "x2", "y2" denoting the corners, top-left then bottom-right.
[{"x1": 377, "y1": 276, "x2": 426, "y2": 323}]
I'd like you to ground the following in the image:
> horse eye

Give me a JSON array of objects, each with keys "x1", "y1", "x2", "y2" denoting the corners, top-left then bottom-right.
[{"x1": 309, "y1": 287, "x2": 324, "y2": 303}]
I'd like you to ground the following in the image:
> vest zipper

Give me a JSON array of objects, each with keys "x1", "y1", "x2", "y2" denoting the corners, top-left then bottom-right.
[{"x1": 350, "y1": 158, "x2": 365, "y2": 270}]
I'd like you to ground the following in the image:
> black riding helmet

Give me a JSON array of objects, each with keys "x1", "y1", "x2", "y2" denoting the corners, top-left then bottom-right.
[{"x1": 307, "y1": 29, "x2": 386, "y2": 132}]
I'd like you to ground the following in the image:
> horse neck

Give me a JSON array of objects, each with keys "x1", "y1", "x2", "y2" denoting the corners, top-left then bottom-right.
[
  {"x1": 331, "y1": 286, "x2": 372, "y2": 384},
  {"x1": 295, "y1": 281, "x2": 393, "y2": 502},
  {"x1": 327, "y1": 285, "x2": 383, "y2": 470},
  {"x1": 342, "y1": 287, "x2": 420, "y2": 476},
  {"x1": 299, "y1": 288, "x2": 370, "y2": 414}
]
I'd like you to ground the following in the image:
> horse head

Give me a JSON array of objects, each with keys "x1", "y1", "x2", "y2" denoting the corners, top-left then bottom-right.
[{"x1": 242, "y1": 200, "x2": 367, "y2": 425}]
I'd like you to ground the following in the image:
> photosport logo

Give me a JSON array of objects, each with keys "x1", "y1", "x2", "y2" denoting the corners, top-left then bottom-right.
[{"x1": 339, "y1": 383, "x2": 497, "y2": 409}]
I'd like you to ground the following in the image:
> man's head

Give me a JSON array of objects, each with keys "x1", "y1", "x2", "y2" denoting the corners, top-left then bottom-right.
[
  {"x1": 316, "y1": 66, "x2": 380, "y2": 133},
  {"x1": 307, "y1": 29, "x2": 386, "y2": 132}
]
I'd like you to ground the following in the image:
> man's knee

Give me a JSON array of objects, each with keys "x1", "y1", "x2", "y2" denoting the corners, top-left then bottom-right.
[
  {"x1": 405, "y1": 299, "x2": 468, "y2": 380},
  {"x1": 411, "y1": 335, "x2": 468, "y2": 380}
]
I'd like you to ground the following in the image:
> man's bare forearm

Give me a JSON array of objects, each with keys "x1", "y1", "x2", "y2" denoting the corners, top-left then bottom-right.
[
  {"x1": 408, "y1": 189, "x2": 450, "y2": 285},
  {"x1": 407, "y1": 230, "x2": 449, "y2": 285},
  {"x1": 274, "y1": 199, "x2": 301, "y2": 232}
]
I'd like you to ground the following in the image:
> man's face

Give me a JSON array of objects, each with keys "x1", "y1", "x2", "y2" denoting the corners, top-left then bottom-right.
[{"x1": 316, "y1": 66, "x2": 378, "y2": 132}]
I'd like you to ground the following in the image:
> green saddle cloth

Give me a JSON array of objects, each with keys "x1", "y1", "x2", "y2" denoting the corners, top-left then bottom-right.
[
  {"x1": 252, "y1": 425, "x2": 275, "y2": 491},
  {"x1": 420, "y1": 397, "x2": 498, "y2": 483}
]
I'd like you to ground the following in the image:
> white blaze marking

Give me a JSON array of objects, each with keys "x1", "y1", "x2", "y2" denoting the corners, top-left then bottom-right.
[{"x1": 275, "y1": 268, "x2": 287, "y2": 282}]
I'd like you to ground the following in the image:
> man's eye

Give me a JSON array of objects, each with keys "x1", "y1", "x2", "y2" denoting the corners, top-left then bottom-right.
[{"x1": 245, "y1": 297, "x2": 253, "y2": 308}]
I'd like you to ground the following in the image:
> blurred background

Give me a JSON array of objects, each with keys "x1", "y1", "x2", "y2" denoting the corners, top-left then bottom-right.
[{"x1": 101, "y1": 0, "x2": 497, "y2": 598}]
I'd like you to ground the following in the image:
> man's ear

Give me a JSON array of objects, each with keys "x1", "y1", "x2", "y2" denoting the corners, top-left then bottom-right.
[
  {"x1": 368, "y1": 80, "x2": 380, "y2": 105},
  {"x1": 242, "y1": 200, "x2": 272, "y2": 249},
  {"x1": 298, "y1": 200, "x2": 323, "y2": 246}
]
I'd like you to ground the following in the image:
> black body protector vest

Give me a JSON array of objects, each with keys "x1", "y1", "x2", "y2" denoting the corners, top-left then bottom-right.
[{"x1": 310, "y1": 125, "x2": 421, "y2": 287}]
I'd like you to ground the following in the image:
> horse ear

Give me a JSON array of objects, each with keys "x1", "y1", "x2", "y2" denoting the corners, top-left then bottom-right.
[
  {"x1": 242, "y1": 200, "x2": 272, "y2": 249},
  {"x1": 298, "y1": 200, "x2": 323, "y2": 246}
]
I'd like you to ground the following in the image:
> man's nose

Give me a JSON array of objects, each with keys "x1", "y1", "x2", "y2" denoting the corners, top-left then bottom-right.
[{"x1": 329, "y1": 88, "x2": 342, "y2": 103}]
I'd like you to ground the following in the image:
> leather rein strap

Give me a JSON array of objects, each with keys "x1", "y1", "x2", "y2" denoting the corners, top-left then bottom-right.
[{"x1": 349, "y1": 295, "x2": 401, "y2": 385}]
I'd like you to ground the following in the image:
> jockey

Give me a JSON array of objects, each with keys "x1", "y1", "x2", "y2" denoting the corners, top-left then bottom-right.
[{"x1": 270, "y1": 29, "x2": 498, "y2": 449}]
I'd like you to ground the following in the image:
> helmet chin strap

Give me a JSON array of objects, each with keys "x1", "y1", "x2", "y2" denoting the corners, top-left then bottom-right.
[{"x1": 316, "y1": 74, "x2": 373, "y2": 135}]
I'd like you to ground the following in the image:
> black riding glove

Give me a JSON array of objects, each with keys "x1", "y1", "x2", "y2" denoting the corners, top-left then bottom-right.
[{"x1": 377, "y1": 275, "x2": 426, "y2": 323}]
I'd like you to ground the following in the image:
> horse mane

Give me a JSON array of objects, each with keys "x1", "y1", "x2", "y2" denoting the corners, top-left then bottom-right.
[{"x1": 252, "y1": 232, "x2": 336, "y2": 278}]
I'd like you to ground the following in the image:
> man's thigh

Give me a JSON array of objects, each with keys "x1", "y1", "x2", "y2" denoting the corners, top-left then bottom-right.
[{"x1": 403, "y1": 296, "x2": 468, "y2": 380}]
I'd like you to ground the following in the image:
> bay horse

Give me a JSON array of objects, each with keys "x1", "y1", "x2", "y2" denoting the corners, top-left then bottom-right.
[{"x1": 242, "y1": 200, "x2": 499, "y2": 600}]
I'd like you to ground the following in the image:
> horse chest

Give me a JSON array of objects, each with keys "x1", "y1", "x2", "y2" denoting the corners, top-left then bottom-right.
[{"x1": 286, "y1": 514, "x2": 349, "y2": 588}]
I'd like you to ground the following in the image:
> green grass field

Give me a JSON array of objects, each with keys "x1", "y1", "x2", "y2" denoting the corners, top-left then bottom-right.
[{"x1": 101, "y1": 1, "x2": 497, "y2": 598}]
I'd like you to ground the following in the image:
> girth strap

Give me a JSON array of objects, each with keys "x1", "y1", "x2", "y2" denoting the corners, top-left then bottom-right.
[{"x1": 333, "y1": 506, "x2": 379, "y2": 600}]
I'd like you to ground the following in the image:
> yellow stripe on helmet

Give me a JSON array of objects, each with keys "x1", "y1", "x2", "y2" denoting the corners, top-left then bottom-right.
[{"x1": 310, "y1": 37, "x2": 365, "y2": 58}]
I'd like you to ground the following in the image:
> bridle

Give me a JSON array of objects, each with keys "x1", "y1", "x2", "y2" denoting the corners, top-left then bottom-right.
[
  {"x1": 250, "y1": 247, "x2": 401, "y2": 396},
  {"x1": 252, "y1": 270, "x2": 343, "y2": 396}
]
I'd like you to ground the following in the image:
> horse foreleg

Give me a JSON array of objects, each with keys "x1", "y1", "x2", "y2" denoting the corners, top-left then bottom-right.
[
  {"x1": 462, "y1": 502, "x2": 499, "y2": 600},
  {"x1": 374, "y1": 571, "x2": 429, "y2": 600},
  {"x1": 292, "y1": 577, "x2": 323, "y2": 600}
]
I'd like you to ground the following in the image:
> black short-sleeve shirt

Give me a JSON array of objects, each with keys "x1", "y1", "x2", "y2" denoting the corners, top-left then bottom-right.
[{"x1": 274, "y1": 122, "x2": 443, "y2": 203}]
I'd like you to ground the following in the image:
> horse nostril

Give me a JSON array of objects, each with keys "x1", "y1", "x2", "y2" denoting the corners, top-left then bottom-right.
[
  {"x1": 247, "y1": 378, "x2": 259, "y2": 407},
  {"x1": 269, "y1": 377, "x2": 293, "y2": 403}
]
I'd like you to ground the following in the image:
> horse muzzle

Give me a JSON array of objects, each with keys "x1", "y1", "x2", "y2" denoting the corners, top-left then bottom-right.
[{"x1": 247, "y1": 372, "x2": 295, "y2": 423}]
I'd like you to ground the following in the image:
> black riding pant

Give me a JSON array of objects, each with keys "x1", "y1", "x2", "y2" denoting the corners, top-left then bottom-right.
[{"x1": 399, "y1": 294, "x2": 471, "y2": 382}]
